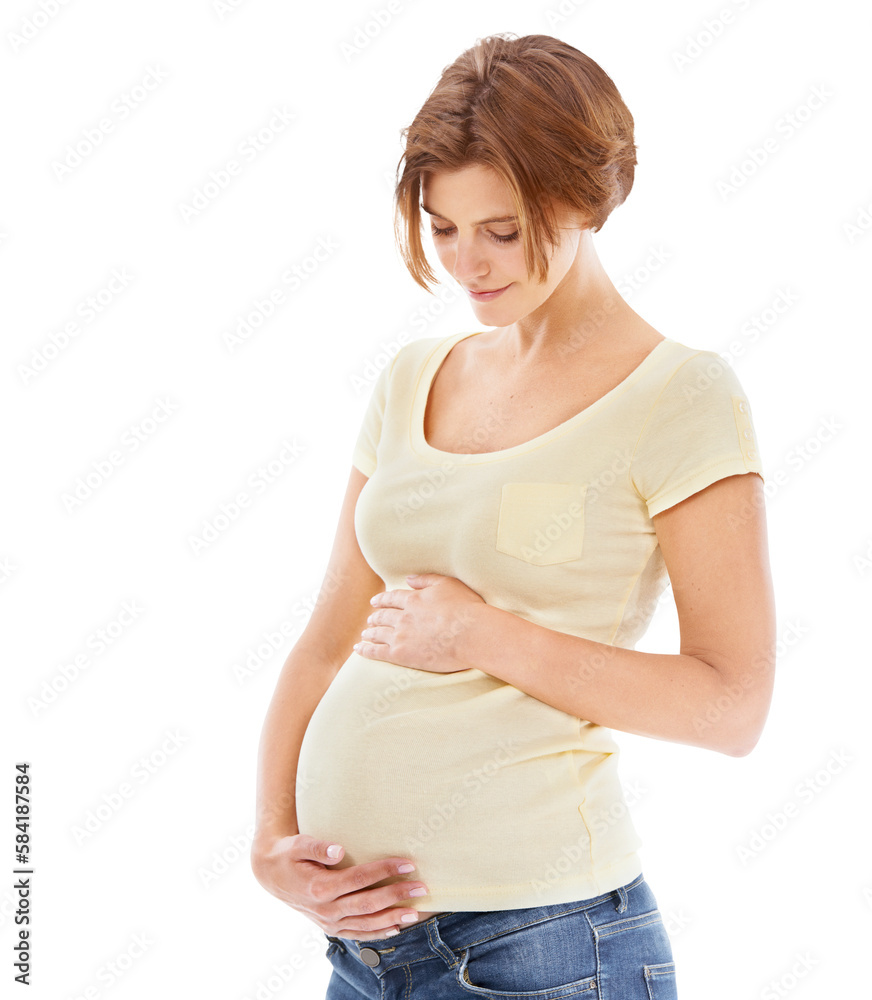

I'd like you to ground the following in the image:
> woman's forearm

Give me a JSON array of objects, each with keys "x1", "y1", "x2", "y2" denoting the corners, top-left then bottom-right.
[
  {"x1": 458, "y1": 603, "x2": 755, "y2": 757},
  {"x1": 252, "y1": 645, "x2": 342, "y2": 848}
]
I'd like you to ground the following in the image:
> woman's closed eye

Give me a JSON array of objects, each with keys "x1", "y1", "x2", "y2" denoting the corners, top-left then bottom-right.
[{"x1": 430, "y1": 223, "x2": 520, "y2": 245}]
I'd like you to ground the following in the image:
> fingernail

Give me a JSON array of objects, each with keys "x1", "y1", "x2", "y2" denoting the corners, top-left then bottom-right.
[
  {"x1": 327, "y1": 844, "x2": 342, "y2": 858},
  {"x1": 385, "y1": 929, "x2": 400, "y2": 937},
  {"x1": 397, "y1": 863, "x2": 415, "y2": 873},
  {"x1": 400, "y1": 913, "x2": 418, "y2": 923},
  {"x1": 408, "y1": 887, "x2": 427, "y2": 897}
]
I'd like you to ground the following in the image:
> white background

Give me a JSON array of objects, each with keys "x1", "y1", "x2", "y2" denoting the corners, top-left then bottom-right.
[{"x1": 3, "y1": 0, "x2": 870, "y2": 997}]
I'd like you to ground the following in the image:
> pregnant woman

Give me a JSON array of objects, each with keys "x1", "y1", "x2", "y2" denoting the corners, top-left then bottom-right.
[{"x1": 251, "y1": 32, "x2": 776, "y2": 999}]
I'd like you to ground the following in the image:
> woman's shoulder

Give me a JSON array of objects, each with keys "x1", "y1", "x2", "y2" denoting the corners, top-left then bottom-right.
[{"x1": 389, "y1": 330, "x2": 480, "y2": 373}]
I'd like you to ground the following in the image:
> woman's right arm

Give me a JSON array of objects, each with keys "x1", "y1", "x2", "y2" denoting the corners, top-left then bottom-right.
[
  {"x1": 251, "y1": 465, "x2": 379, "y2": 846},
  {"x1": 249, "y1": 465, "x2": 426, "y2": 940}
]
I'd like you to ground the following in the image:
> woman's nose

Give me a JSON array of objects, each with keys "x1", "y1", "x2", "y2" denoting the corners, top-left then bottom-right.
[{"x1": 450, "y1": 237, "x2": 489, "y2": 284}]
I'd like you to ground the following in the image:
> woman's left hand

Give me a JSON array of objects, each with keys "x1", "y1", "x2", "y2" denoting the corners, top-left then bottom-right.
[{"x1": 354, "y1": 573, "x2": 486, "y2": 673}]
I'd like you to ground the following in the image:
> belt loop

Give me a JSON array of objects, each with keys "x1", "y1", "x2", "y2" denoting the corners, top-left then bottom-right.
[
  {"x1": 325, "y1": 934, "x2": 347, "y2": 955},
  {"x1": 613, "y1": 884, "x2": 629, "y2": 913}
]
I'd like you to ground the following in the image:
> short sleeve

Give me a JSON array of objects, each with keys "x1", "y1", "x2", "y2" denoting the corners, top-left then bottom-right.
[
  {"x1": 351, "y1": 354, "x2": 398, "y2": 477},
  {"x1": 630, "y1": 351, "x2": 765, "y2": 518}
]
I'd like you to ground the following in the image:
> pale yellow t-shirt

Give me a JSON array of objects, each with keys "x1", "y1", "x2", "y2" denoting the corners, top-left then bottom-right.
[{"x1": 294, "y1": 330, "x2": 765, "y2": 912}]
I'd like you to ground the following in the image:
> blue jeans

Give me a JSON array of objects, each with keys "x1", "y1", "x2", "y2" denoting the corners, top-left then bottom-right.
[{"x1": 323, "y1": 870, "x2": 677, "y2": 998}]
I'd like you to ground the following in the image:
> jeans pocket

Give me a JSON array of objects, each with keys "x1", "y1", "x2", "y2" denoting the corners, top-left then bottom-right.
[
  {"x1": 592, "y1": 907, "x2": 675, "y2": 999},
  {"x1": 645, "y1": 961, "x2": 677, "y2": 999},
  {"x1": 454, "y1": 910, "x2": 599, "y2": 998},
  {"x1": 495, "y1": 482, "x2": 586, "y2": 566}
]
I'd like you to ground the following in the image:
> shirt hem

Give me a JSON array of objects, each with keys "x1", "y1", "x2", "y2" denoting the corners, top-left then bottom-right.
[{"x1": 403, "y1": 852, "x2": 645, "y2": 913}]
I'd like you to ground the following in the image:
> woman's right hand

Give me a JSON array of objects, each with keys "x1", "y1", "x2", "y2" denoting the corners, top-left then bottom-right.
[{"x1": 250, "y1": 833, "x2": 428, "y2": 942}]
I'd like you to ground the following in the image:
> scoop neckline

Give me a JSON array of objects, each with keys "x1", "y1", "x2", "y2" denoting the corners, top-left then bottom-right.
[{"x1": 410, "y1": 329, "x2": 676, "y2": 464}]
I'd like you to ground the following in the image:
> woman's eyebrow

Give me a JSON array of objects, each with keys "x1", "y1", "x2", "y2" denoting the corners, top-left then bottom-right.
[{"x1": 420, "y1": 203, "x2": 517, "y2": 226}]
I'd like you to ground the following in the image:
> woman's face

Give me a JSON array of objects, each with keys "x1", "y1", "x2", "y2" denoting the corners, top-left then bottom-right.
[{"x1": 420, "y1": 163, "x2": 585, "y2": 325}]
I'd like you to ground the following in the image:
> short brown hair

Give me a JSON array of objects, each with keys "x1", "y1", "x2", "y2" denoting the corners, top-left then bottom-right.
[{"x1": 393, "y1": 33, "x2": 637, "y2": 293}]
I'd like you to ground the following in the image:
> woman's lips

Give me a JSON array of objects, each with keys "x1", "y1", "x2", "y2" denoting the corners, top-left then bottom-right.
[{"x1": 467, "y1": 283, "x2": 511, "y2": 301}]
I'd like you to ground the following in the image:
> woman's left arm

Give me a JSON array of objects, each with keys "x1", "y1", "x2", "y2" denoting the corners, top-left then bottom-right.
[
  {"x1": 460, "y1": 472, "x2": 776, "y2": 757},
  {"x1": 359, "y1": 472, "x2": 776, "y2": 758}
]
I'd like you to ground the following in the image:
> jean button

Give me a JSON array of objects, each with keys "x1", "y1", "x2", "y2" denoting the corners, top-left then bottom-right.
[{"x1": 359, "y1": 947, "x2": 381, "y2": 967}]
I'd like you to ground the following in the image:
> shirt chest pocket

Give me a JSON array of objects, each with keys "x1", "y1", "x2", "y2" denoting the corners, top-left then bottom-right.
[{"x1": 495, "y1": 482, "x2": 587, "y2": 566}]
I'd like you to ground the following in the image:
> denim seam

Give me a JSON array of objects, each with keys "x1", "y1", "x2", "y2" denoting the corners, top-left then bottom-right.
[
  {"x1": 456, "y1": 946, "x2": 598, "y2": 998},
  {"x1": 445, "y1": 903, "x2": 606, "y2": 951},
  {"x1": 644, "y1": 962, "x2": 675, "y2": 976},
  {"x1": 443, "y1": 876, "x2": 645, "y2": 951},
  {"x1": 594, "y1": 912, "x2": 664, "y2": 939}
]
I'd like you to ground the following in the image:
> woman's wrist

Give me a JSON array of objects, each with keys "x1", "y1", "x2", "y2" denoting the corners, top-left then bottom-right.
[
  {"x1": 459, "y1": 602, "x2": 513, "y2": 675},
  {"x1": 252, "y1": 824, "x2": 298, "y2": 858}
]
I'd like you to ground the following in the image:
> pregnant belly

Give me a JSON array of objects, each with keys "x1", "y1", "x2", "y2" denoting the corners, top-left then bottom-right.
[{"x1": 294, "y1": 651, "x2": 622, "y2": 911}]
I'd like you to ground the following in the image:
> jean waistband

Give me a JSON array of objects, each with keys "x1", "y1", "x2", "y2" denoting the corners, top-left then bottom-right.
[{"x1": 326, "y1": 870, "x2": 645, "y2": 975}]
